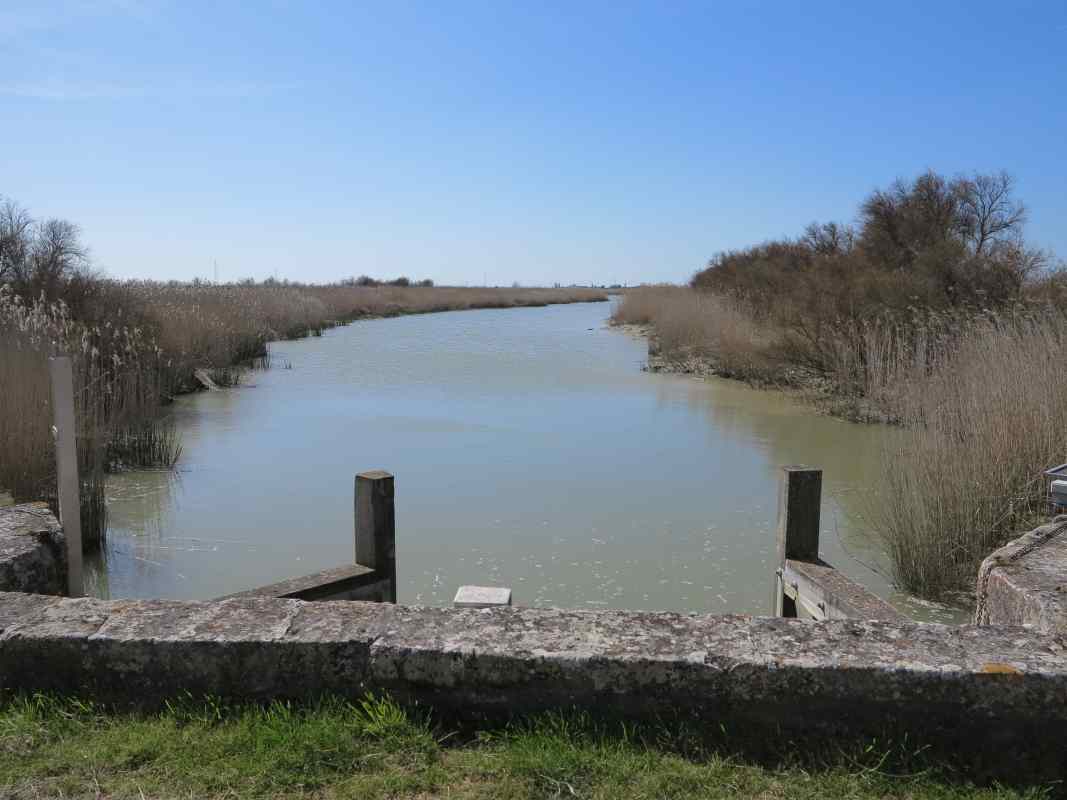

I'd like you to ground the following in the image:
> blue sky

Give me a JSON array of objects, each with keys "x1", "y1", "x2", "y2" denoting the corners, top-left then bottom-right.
[{"x1": 1, "y1": 1, "x2": 1064, "y2": 286}]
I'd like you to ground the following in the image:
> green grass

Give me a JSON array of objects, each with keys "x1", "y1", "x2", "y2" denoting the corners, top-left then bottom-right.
[{"x1": 0, "y1": 693, "x2": 1050, "y2": 800}]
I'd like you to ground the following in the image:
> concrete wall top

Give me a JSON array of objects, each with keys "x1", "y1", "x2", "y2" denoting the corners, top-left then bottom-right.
[
  {"x1": 977, "y1": 515, "x2": 1067, "y2": 633},
  {"x1": 0, "y1": 504, "x2": 66, "y2": 596},
  {"x1": 6, "y1": 502, "x2": 1067, "y2": 776},
  {"x1": 2, "y1": 592, "x2": 1065, "y2": 738}
]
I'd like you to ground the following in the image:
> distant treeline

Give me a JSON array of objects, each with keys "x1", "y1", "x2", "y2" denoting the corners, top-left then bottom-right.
[{"x1": 340, "y1": 275, "x2": 434, "y2": 288}]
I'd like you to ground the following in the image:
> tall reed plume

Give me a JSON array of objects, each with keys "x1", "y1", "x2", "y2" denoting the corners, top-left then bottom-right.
[{"x1": 0, "y1": 288, "x2": 179, "y2": 548}]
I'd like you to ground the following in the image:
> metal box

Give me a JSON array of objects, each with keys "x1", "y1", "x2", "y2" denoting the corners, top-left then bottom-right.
[{"x1": 1045, "y1": 464, "x2": 1067, "y2": 511}]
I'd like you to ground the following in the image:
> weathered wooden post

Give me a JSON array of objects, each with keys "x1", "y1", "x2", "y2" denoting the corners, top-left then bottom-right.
[
  {"x1": 49, "y1": 356, "x2": 84, "y2": 597},
  {"x1": 774, "y1": 466, "x2": 821, "y2": 617},
  {"x1": 355, "y1": 470, "x2": 396, "y2": 603}
]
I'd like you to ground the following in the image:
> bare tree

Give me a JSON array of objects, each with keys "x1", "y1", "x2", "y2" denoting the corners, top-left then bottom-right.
[
  {"x1": 0, "y1": 198, "x2": 96, "y2": 312},
  {"x1": 955, "y1": 171, "x2": 1026, "y2": 256},
  {"x1": 859, "y1": 171, "x2": 960, "y2": 271},
  {"x1": 30, "y1": 218, "x2": 89, "y2": 284},
  {"x1": 802, "y1": 221, "x2": 855, "y2": 255},
  {"x1": 0, "y1": 199, "x2": 33, "y2": 283}
]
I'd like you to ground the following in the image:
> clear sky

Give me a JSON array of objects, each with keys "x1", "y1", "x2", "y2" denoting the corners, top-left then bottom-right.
[{"x1": 2, "y1": 1, "x2": 1064, "y2": 286}]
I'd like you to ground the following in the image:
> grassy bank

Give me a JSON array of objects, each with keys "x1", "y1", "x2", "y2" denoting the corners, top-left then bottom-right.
[
  {"x1": 613, "y1": 170, "x2": 1067, "y2": 603},
  {"x1": 0, "y1": 693, "x2": 1044, "y2": 800}
]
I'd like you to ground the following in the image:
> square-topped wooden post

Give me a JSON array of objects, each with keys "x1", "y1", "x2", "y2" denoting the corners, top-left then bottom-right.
[
  {"x1": 355, "y1": 470, "x2": 396, "y2": 603},
  {"x1": 774, "y1": 466, "x2": 822, "y2": 617}
]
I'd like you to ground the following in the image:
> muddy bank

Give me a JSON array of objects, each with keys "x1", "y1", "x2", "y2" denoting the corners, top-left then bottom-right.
[{"x1": 616, "y1": 323, "x2": 891, "y2": 424}]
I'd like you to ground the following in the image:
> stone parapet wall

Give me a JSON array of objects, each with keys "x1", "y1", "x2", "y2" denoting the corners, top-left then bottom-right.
[
  {"x1": 2, "y1": 591, "x2": 1066, "y2": 777},
  {"x1": 6, "y1": 500, "x2": 1067, "y2": 777},
  {"x1": 0, "y1": 505, "x2": 66, "y2": 595}
]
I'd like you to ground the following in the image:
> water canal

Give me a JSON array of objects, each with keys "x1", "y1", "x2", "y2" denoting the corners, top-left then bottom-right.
[{"x1": 92, "y1": 300, "x2": 954, "y2": 620}]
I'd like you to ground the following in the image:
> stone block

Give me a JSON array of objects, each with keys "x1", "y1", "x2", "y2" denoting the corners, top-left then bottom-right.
[
  {"x1": 453, "y1": 585, "x2": 512, "y2": 608},
  {"x1": 0, "y1": 504, "x2": 66, "y2": 595},
  {"x1": 976, "y1": 516, "x2": 1067, "y2": 633}
]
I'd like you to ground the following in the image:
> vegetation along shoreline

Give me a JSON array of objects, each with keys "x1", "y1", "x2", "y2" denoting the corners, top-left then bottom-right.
[{"x1": 612, "y1": 170, "x2": 1067, "y2": 607}]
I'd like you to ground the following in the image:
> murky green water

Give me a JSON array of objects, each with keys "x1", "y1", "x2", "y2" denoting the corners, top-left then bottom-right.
[{"x1": 92, "y1": 301, "x2": 959, "y2": 621}]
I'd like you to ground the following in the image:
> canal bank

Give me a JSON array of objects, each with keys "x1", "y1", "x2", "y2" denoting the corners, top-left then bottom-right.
[{"x1": 90, "y1": 301, "x2": 953, "y2": 619}]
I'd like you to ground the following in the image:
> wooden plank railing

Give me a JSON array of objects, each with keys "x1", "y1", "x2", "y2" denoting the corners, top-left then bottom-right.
[
  {"x1": 223, "y1": 470, "x2": 397, "y2": 603},
  {"x1": 773, "y1": 466, "x2": 901, "y2": 622}
]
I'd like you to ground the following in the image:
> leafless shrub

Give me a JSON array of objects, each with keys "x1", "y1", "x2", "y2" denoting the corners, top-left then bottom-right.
[{"x1": 691, "y1": 170, "x2": 1041, "y2": 367}]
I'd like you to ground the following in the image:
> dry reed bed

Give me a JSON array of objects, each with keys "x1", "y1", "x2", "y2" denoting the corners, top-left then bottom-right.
[
  {"x1": 871, "y1": 312, "x2": 1067, "y2": 599},
  {"x1": 0, "y1": 288, "x2": 177, "y2": 547},
  {"x1": 613, "y1": 287, "x2": 1067, "y2": 601},
  {"x1": 306, "y1": 285, "x2": 609, "y2": 319},
  {"x1": 122, "y1": 283, "x2": 608, "y2": 393},
  {"x1": 610, "y1": 286, "x2": 780, "y2": 382}
]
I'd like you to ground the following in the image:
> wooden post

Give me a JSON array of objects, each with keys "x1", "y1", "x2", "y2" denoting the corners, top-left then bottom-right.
[
  {"x1": 355, "y1": 470, "x2": 396, "y2": 603},
  {"x1": 49, "y1": 356, "x2": 84, "y2": 597},
  {"x1": 774, "y1": 466, "x2": 821, "y2": 617}
]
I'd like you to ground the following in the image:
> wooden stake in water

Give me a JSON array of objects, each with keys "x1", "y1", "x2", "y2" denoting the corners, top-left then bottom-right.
[
  {"x1": 355, "y1": 470, "x2": 396, "y2": 603},
  {"x1": 773, "y1": 465, "x2": 822, "y2": 617},
  {"x1": 49, "y1": 356, "x2": 84, "y2": 597}
]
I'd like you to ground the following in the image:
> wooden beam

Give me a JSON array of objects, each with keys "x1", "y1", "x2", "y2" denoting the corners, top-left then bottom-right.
[
  {"x1": 783, "y1": 559, "x2": 903, "y2": 621},
  {"x1": 774, "y1": 466, "x2": 821, "y2": 616},
  {"x1": 220, "y1": 563, "x2": 387, "y2": 602},
  {"x1": 49, "y1": 356, "x2": 83, "y2": 597},
  {"x1": 355, "y1": 470, "x2": 396, "y2": 603}
]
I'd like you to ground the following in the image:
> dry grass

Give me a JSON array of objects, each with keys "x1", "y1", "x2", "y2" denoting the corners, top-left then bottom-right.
[
  {"x1": 611, "y1": 286, "x2": 780, "y2": 381},
  {"x1": 869, "y1": 311, "x2": 1067, "y2": 599},
  {"x1": 122, "y1": 283, "x2": 608, "y2": 393},
  {"x1": 305, "y1": 284, "x2": 608, "y2": 319},
  {"x1": 0, "y1": 288, "x2": 176, "y2": 547},
  {"x1": 118, "y1": 283, "x2": 333, "y2": 392}
]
